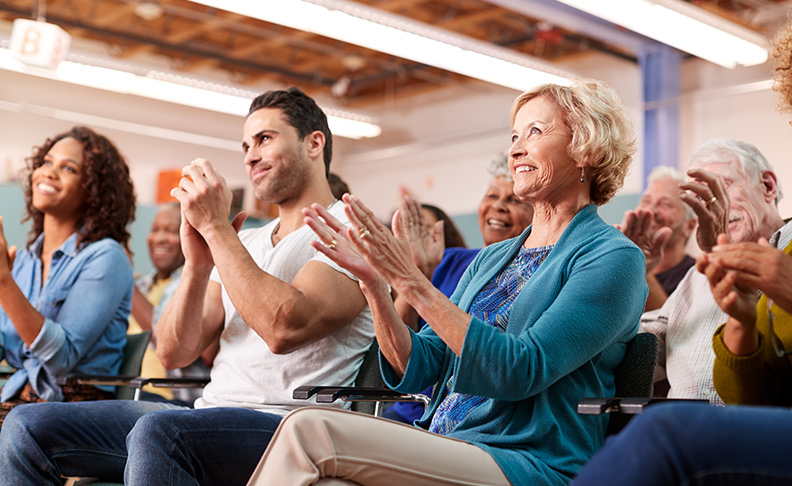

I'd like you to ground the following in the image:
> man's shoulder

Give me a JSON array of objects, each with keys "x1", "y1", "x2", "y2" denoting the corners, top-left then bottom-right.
[{"x1": 238, "y1": 220, "x2": 278, "y2": 246}]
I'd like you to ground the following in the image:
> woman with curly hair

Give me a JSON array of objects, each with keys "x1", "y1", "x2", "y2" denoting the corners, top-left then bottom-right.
[{"x1": 0, "y1": 126, "x2": 136, "y2": 426}]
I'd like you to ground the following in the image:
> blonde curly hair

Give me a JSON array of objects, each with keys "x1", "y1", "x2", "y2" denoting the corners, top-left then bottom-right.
[
  {"x1": 510, "y1": 79, "x2": 637, "y2": 206},
  {"x1": 771, "y1": 21, "x2": 792, "y2": 113}
]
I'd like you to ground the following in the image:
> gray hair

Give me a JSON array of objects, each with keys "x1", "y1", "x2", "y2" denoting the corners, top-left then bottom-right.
[
  {"x1": 646, "y1": 165, "x2": 696, "y2": 220},
  {"x1": 688, "y1": 138, "x2": 783, "y2": 203},
  {"x1": 487, "y1": 152, "x2": 512, "y2": 182}
]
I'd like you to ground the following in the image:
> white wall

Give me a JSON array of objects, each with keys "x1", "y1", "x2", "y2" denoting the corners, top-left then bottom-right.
[
  {"x1": 679, "y1": 61, "x2": 792, "y2": 217},
  {"x1": 2, "y1": 41, "x2": 790, "y2": 249},
  {"x1": 333, "y1": 53, "x2": 645, "y2": 221}
]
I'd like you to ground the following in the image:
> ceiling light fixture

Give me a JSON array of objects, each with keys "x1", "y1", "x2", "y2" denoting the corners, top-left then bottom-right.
[
  {"x1": 183, "y1": 0, "x2": 575, "y2": 91},
  {"x1": 552, "y1": 0, "x2": 768, "y2": 68},
  {"x1": 0, "y1": 45, "x2": 382, "y2": 139}
]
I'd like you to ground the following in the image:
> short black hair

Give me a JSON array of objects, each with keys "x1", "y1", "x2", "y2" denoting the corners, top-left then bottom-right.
[{"x1": 248, "y1": 87, "x2": 332, "y2": 175}]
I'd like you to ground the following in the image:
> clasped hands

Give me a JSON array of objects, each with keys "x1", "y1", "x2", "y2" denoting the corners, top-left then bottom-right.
[{"x1": 169, "y1": 159, "x2": 245, "y2": 270}]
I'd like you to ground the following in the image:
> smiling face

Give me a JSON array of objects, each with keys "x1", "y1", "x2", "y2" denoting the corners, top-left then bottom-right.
[
  {"x1": 478, "y1": 176, "x2": 534, "y2": 245},
  {"x1": 637, "y1": 176, "x2": 694, "y2": 246},
  {"x1": 242, "y1": 107, "x2": 312, "y2": 205},
  {"x1": 147, "y1": 206, "x2": 184, "y2": 279},
  {"x1": 31, "y1": 137, "x2": 87, "y2": 220},
  {"x1": 508, "y1": 96, "x2": 579, "y2": 205},
  {"x1": 692, "y1": 159, "x2": 777, "y2": 243}
]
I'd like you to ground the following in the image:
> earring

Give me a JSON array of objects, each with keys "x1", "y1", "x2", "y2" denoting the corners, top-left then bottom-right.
[{"x1": 579, "y1": 166, "x2": 586, "y2": 183}]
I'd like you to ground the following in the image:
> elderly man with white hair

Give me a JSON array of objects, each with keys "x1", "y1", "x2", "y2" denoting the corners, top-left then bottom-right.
[
  {"x1": 640, "y1": 138, "x2": 785, "y2": 404},
  {"x1": 619, "y1": 166, "x2": 698, "y2": 311}
]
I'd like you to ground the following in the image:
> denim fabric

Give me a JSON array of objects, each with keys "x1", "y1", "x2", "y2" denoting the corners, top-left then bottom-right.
[
  {"x1": 0, "y1": 400, "x2": 283, "y2": 486},
  {"x1": 0, "y1": 233, "x2": 133, "y2": 401},
  {"x1": 571, "y1": 402, "x2": 792, "y2": 486}
]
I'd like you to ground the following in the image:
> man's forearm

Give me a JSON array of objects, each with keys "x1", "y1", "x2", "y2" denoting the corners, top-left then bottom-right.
[
  {"x1": 644, "y1": 273, "x2": 668, "y2": 311},
  {"x1": 156, "y1": 264, "x2": 214, "y2": 369}
]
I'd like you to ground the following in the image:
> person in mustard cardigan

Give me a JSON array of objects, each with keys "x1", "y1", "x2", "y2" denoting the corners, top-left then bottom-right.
[{"x1": 704, "y1": 231, "x2": 792, "y2": 405}]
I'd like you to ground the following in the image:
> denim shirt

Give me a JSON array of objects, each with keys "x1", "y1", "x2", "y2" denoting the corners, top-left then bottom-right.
[{"x1": 0, "y1": 232, "x2": 133, "y2": 402}]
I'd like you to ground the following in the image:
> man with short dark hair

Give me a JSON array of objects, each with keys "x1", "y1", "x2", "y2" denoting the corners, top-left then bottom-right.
[{"x1": 0, "y1": 87, "x2": 374, "y2": 486}]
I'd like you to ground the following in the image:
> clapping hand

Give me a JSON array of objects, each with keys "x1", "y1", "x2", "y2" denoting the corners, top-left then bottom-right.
[
  {"x1": 303, "y1": 202, "x2": 382, "y2": 287},
  {"x1": 680, "y1": 168, "x2": 730, "y2": 252},
  {"x1": 400, "y1": 196, "x2": 445, "y2": 278},
  {"x1": 616, "y1": 208, "x2": 672, "y2": 274},
  {"x1": 0, "y1": 216, "x2": 17, "y2": 277}
]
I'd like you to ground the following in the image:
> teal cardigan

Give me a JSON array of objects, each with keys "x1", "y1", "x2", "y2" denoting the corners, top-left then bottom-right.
[{"x1": 381, "y1": 204, "x2": 647, "y2": 485}]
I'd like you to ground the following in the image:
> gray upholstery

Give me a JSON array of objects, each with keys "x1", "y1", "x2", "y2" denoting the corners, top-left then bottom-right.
[
  {"x1": 116, "y1": 332, "x2": 152, "y2": 400},
  {"x1": 350, "y1": 339, "x2": 385, "y2": 415}
]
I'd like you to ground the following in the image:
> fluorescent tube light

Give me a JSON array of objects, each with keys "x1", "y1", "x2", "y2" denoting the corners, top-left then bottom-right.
[
  {"x1": 184, "y1": 0, "x2": 575, "y2": 91},
  {"x1": 554, "y1": 0, "x2": 768, "y2": 68},
  {"x1": 0, "y1": 46, "x2": 382, "y2": 139}
]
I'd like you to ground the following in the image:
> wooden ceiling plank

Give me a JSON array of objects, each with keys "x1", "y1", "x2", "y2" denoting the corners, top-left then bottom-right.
[
  {"x1": 165, "y1": 18, "x2": 223, "y2": 44},
  {"x1": 94, "y1": 2, "x2": 137, "y2": 26}
]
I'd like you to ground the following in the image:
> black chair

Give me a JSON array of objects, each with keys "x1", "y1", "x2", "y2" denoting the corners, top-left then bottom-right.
[
  {"x1": 577, "y1": 332, "x2": 662, "y2": 435},
  {"x1": 293, "y1": 339, "x2": 431, "y2": 417}
]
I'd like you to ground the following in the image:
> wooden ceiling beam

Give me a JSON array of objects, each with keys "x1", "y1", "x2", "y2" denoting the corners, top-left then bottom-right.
[
  {"x1": 165, "y1": 18, "x2": 224, "y2": 44},
  {"x1": 94, "y1": 3, "x2": 137, "y2": 27}
]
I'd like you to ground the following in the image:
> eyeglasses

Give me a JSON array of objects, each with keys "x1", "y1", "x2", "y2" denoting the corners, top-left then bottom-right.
[{"x1": 766, "y1": 298, "x2": 792, "y2": 358}]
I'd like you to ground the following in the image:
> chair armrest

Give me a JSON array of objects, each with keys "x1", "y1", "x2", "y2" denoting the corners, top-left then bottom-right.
[
  {"x1": 56, "y1": 374, "x2": 138, "y2": 387},
  {"x1": 577, "y1": 397, "x2": 710, "y2": 415},
  {"x1": 129, "y1": 377, "x2": 211, "y2": 390},
  {"x1": 314, "y1": 387, "x2": 430, "y2": 405},
  {"x1": 129, "y1": 377, "x2": 211, "y2": 401},
  {"x1": 293, "y1": 385, "x2": 338, "y2": 400},
  {"x1": 577, "y1": 397, "x2": 621, "y2": 415}
]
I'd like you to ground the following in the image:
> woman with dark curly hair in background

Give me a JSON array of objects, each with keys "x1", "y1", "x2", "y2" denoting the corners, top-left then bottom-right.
[{"x1": 0, "y1": 126, "x2": 136, "y2": 426}]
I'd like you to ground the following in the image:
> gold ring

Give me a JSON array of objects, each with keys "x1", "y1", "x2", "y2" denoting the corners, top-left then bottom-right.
[
  {"x1": 327, "y1": 239, "x2": 338, "y2": 250},
  {"x1": 360, "y1": 229, "x2": 371, "y2": 239},
  {"x1": 706, "y1": 196, "x2": 717, "y2": 206}
]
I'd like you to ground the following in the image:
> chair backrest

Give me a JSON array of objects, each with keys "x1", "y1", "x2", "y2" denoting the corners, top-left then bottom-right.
[
  {"x1": 350, "y1": 339, "x2": 385, "y2": 414},
  {"x1": 607, "y1": 332, "x2": 659, "y2": 435},
  {"x1": 116, "y1": 331, "x2": 152, "y2": 400}
]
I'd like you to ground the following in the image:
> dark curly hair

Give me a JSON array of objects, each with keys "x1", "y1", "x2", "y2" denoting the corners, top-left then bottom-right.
[
  {"x1": 24, "y1": 126, "x2": 137, "y2": 252},
  {"x1": 772, "y1": 21, "x2": 792, "y2": 114}
]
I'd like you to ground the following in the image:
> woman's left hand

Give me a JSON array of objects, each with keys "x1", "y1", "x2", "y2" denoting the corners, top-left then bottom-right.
[
  {"x1": 0, "y1": 217, "x2": 17, "y2": 278},
  {"x1": 303, "y1": 203, "x2": 381, "y2": 287},
  {"x1": 341, "y1": 194, "x2": 426, "y2": 293}
]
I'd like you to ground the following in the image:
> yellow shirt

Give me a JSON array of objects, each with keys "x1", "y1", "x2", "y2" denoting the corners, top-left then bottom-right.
[{"x1": 128, "y1": 277, "x2": 173, "y2": 399}]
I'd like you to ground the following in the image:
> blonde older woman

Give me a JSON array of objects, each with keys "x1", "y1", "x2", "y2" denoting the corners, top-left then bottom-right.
[{"x1": 247, "y1": 79, "x2": 647, "y2": 486}]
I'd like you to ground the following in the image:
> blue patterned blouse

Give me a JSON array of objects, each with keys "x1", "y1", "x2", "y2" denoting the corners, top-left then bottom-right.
[{"x1": 428, "y1": 244, "x2": 553, "y2": 435}]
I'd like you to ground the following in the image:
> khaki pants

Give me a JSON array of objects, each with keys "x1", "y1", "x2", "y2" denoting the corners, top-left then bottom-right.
[{"x1": 247, "y1": 406, "x2": 512, "y2": 486}]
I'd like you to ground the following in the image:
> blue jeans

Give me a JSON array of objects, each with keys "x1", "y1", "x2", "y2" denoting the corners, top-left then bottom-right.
[
  {"x1": 571, "y1": 402, "x2": 792, "y2": 486},
  {"x1": 0, "y1": 400, "x2": 283, "y2": 486}
]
